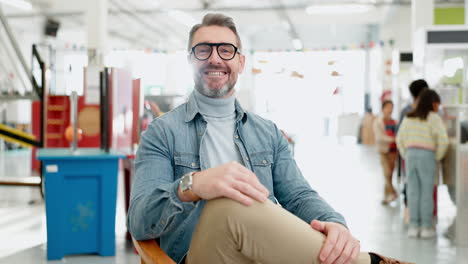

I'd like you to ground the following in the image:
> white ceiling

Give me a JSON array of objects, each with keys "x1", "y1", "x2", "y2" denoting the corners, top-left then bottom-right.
[{"x1": 1, "y1": 0, "x2": 466, "y2": 51}]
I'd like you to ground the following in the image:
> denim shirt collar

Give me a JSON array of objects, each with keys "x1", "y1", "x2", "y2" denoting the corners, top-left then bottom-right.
[{"x1": 184, "y1": 91, "x2": 247, "y2": 123}]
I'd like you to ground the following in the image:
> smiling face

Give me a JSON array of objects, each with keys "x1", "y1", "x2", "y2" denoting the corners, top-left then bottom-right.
[{"x1": 189, "y1": 26, "x2": 245, "y2": 98}]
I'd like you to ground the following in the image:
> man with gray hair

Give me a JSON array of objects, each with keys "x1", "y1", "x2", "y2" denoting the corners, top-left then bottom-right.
[{"x1": 128, "y1": 13, "x2": 413, "y2": 264}]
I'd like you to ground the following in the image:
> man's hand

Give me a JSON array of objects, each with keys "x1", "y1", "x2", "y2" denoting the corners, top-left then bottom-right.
[
  {"x1": 310, "y1": 220, "x2": 360, "y2": 264},
  {"x1": 191, "y1": 161, "x2": 269, "y2": 206}
]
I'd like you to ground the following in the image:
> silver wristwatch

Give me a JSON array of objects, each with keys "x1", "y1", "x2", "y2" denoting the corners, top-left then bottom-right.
[{"x1": 179, "y1": 171, "x2": 196, "y2": 193}]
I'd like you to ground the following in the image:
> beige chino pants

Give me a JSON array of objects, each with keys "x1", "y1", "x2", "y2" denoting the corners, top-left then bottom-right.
[{"x1": 186, "y1": 198, "x2": 371, "y2": 264}]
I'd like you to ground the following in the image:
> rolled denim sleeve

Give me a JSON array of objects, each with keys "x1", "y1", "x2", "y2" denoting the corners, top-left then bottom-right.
[
  {"x1": 127, "y1": 120, "x2": 198, "y2": 240},
  {"x1": 271, "y1": 124, "x2": 347, "y2": 227}
]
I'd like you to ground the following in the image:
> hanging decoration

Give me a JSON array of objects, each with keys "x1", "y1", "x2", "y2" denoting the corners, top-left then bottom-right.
[
  {"x1": 290, "y1": 71, "x2": 304, "y2": 79},
  {"x1": 251, "y1": 68, "x2": 262, "y2": 74},
  {"x1": 380, "y1": 90, "x2": 392, "y2": 102},
  {"x1": 90, "y1": 39, "x2": 399, "y2": 84},
  {"x1": 333, "y1": 87, "x2": 340, "y2": 95},
  {"x1": 331, "y1": 71, "x2": 341, "y2": 77}
]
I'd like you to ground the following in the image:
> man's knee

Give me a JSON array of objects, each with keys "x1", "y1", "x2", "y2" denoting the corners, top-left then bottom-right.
[
  {"x1": 192, "y1": 198, "x2": 252, "y2": 244},
  {"x1": 188, "y1": 198, "x2": 258, "y2": 264}
]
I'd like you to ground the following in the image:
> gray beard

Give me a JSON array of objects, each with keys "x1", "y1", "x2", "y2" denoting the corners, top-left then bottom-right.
[{"x1": 194, "y1": 80, "x2": 234, "y2": 98}]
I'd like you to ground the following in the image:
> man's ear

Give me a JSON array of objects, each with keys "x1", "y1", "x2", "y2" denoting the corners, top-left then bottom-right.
[{"x1": 238, "y1": 54, "x2": 246, "y2": 74}]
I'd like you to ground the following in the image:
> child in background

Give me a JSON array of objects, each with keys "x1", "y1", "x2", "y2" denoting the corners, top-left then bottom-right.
[
  {"x1": 398, "y1": 80, "x2": 428, "y2": 222},
  {"x1": 373, "y1": 100, "x2": 398, "y2": 204},
  {"x1": 396, "y1": 89, "x2": 448, "y2": 239}
]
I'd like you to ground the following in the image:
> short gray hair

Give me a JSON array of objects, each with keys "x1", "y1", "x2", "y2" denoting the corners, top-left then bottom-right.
[{"x1": 187, "y1": 13, "x2": 242, "y2": 52}]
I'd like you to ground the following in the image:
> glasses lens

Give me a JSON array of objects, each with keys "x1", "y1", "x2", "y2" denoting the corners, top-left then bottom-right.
[
  {"x1": 218, "y1": 44, "x2": 236, "y2": 60},
  {"x1": 194, "y1": 44, "x2": 212, "y2": 60}
]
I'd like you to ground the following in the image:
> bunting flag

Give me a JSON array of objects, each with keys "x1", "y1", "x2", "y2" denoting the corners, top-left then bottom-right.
[{"x1": 57, "y1": 39, "x2": 396, "y2": 55}]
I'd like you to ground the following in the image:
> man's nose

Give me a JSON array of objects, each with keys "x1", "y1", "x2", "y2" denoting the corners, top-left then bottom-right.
[{"x1": 207, "y1": 49, "x2": 223, "y2": 64}]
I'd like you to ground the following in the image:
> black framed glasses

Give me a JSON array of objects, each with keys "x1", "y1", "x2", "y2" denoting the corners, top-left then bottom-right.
[{"x1": 191, "y1": 43, "x2": 240, "y2": 61}]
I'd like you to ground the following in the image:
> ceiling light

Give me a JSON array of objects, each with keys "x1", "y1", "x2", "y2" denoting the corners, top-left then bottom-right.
[
  {"x1": 292, "y1": 38, "x2": 303, "y2": 51},
  {"x1": 306, "y1": 4, "x2": 373, "y2": 15},
  {"x1": 0, "y1": 0, "x2": 32, "y2": 10}
]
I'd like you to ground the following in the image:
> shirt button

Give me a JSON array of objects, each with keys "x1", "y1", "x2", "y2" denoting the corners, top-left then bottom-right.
[
  {"x1": 262, "y1": 160, "x2": 267, "y2": 164},
  {"x1": 245, "y1": 157, "x2": 249, "y2": 161},
  {"x1": 161, "y1": 220, "x2": 166, "y2": 225},
  {"x1": 198, "y1": 133, "x2": 203, "y2": 137},
  {"x1": 235, "y1": 135, "x2": 239, "y2": 139},
  {"x1": 191, "y1": 162, "x2": 196, "y2": 167}
]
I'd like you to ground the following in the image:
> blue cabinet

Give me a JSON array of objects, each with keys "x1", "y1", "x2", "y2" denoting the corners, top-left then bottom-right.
[{"x1": 38, "y1": 148, "x2": 124, "y2": 260}]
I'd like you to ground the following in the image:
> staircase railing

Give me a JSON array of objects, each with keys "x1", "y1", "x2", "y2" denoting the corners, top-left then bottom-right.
[{"x1": 0, "y1": 6, "x2": 36, "y2": 97}]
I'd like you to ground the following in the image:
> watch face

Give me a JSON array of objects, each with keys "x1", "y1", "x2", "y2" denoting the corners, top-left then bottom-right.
[{"x1": 180, "y1": 174, "x2": 192, "y2": 191}]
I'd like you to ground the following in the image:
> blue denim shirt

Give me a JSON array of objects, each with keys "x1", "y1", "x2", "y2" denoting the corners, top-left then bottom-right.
[{"x1": 127, "y1": 92, "x2": 346, "y2": 263}]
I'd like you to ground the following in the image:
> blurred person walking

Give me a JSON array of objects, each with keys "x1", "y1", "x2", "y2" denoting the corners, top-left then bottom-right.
[
  {"x1": 398, "y1": 79, "x2": 428, "y2": 221},
  {"x1": 397, "y1": 89, "x2": 448, "y2": 239},
  {"x1": 373, "y1": 100, "x2": 398, "y2": 204}
]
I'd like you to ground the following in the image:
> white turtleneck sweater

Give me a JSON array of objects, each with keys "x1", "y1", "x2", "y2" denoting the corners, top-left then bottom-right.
[{"x1": 193, "y1": 89, "x2": 244, "y2": 168}]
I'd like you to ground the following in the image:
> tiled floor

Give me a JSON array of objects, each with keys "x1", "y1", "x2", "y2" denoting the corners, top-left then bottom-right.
[{"x1": 0, "y1": 136, "x2": 466, "y2": 263}]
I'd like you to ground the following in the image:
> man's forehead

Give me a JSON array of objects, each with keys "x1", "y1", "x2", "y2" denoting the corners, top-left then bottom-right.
[{"x1": 191, "y1": 26, "x2": 238, "y2": 46}]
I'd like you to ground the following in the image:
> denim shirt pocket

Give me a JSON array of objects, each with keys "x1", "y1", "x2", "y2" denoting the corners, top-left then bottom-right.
[
  {"x1": 250, "y1": 151, "x2": 275, "y2": 201},
  {"x1": 174, "y1": 152, "x2": 201, "y2": 179}
]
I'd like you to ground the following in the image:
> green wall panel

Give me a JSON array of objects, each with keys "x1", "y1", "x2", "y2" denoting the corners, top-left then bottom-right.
[{"x1": 434, "y1": 7, "x2": 465, "y2": 25}]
